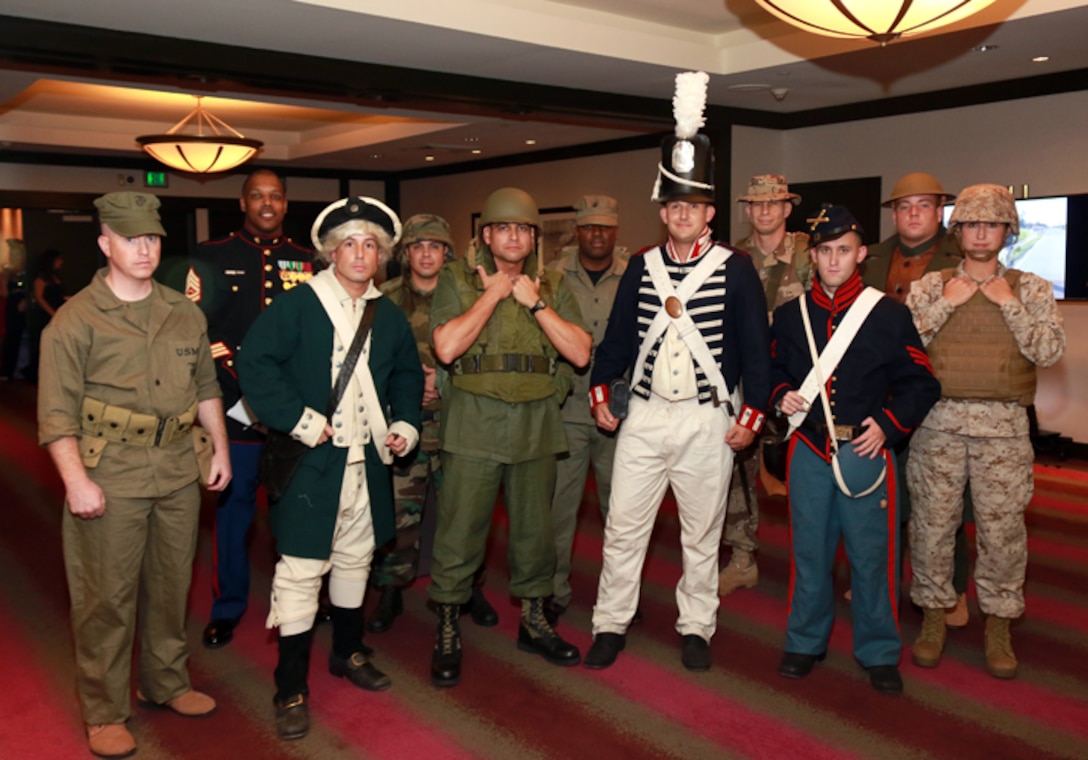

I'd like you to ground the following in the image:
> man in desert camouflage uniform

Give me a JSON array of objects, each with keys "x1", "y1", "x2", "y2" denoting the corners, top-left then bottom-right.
[
  {"x1": 718, "y1": 175, "x2": 810, "y2": 596},
  {"x1": 368, "y1": 214, "x2": 497, "y2": 633},
  {"x1": 906, "y1": 184, "x2": 1064, "y2": 679}
]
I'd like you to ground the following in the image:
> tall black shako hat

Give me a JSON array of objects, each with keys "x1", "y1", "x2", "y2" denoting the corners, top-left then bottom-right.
[
  {"x1": 311, "y1": 196, "x2": 402, "y2": 251},
  {"x1": 806, "y1": 203, "x2": 865, "y2": 246},
  {"x1": 652, "y1": 71, "x2": 715, "y2": 204}
]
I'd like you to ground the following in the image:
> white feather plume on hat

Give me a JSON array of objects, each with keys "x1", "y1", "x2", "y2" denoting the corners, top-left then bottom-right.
[
  {"x1": 673, "y1": 71, "x2": 709, "y2": 139},
  {"x1": 671, "y1": 71, "x2": 709, "y2": 173}
]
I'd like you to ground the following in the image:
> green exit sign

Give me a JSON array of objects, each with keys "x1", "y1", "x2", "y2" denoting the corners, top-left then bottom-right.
[{"x1": 145, "y1": 171, "x2": 169, "y2": 188}]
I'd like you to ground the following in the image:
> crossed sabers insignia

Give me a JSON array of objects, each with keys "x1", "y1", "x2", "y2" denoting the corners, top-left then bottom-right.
[{"x1": 806, "y1": 208, "x2": 830, "y2": 231}]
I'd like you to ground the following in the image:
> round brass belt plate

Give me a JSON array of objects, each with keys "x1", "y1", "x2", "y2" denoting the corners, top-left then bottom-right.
[{"x1": 665, "y1": 296, "x2": 683, "y2": 318}]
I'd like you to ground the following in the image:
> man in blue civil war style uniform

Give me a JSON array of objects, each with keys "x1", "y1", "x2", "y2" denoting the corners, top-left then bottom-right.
[{"x1": 770, "y1": 204, "x2": 940, "y2": 694}]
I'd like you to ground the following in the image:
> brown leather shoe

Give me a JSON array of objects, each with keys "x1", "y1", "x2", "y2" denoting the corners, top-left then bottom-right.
[
  {"x1": 137, "y1": 688, "x2": 217, "y2": 716},
  {"x1": 87, "y1": 724, "x2": 136, "y2": 758}
]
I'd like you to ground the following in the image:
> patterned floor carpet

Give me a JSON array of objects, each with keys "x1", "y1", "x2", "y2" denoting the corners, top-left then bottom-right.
[{"x1": 2, "y1": 381, "x2": 1086, "y2": 759}]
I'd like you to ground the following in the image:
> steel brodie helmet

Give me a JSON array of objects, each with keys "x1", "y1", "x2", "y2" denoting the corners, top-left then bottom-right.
[{"x1": 479, "y1": 187, "x2": 540, "y2": 229}]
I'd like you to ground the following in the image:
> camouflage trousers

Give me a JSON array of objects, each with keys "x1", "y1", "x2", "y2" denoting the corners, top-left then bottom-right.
[
  {"x1": 907, "y1": 427, "x2": 1033, "y2": 619},
  {"x1": 721, "y1": 442, "x2": 760, "y2": 553},
  {"x1": 370, "y1": 448, "x2": 441, "y2": 588}
]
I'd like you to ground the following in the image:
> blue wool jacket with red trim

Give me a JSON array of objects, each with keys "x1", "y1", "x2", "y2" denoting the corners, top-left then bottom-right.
[{"x1": 769, "y1": 270, "x2": 940, "y2": 461}]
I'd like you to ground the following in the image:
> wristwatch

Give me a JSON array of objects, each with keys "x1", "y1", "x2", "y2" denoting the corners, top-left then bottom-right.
[{"x1": 529, "y1": 298, "x2": 547, "y2": 315}]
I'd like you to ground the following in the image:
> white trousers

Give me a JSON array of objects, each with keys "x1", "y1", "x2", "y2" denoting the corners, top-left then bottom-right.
[
  {"x1": 267, "y1": 460, "x2": 375, "y2": 635},
  {"x1": 592, "y1": 394, "x2": 734, "y2": 641}
]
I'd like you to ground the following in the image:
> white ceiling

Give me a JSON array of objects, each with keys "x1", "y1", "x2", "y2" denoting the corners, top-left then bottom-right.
[{"x1": 0, "y1": 0, "x2": 1086, "y2": 173}]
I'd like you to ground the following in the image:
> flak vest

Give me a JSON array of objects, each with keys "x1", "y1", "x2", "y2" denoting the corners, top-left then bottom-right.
[
  {"x1": 445, "y1": 246, "x2": 564, "y2": 404},
  {"x1": 926, "y1": 269, "x2": 1036, "y2": 405}
]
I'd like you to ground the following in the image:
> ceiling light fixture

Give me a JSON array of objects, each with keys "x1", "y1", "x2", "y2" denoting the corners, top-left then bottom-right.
[
  {"x1": 525, "y1": 139, "x2": 537, "y2": 145},
  {"x1": 1032, "y1": 55, "x2": 1049, "y2": 62},
  {"x1": 753, "y1": 1, "x2": 997, "y2": 45},
  {"x1": 137, "y1": 96, "x2": 263, "y2": 174}
]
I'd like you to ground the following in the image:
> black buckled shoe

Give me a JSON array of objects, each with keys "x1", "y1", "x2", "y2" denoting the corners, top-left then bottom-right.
[
  {"x1": 681, "y1": 634, "x2": 712, "y2": 672},
  {"x1": 517, "y1": 598, "x2": 580, "y2": 666},
  {"x1": 868, "y1": 665, "x2": 903, "y2": 694},
  {"x1": 432, "y1": 603, "x2": 462, "y2": 687},
  {"x1": 462, "y1": 586, "x2": 499, "y2": 627},
  {"x1": 778, "y1": 651, "x2": 826, "y2": 679},
  {"x1": 583, "y1": 633, "x2": 626, "y2": 670},
  {"x1": 329, "y1": 651, "x2": 392, "y2": 692},
  {"x1": 202, "y1": 619, "x2": 238, "y2": 649},
  {"x1": 366, "y1": 587, "x2": 403, "y2": 634},
  {"x1": 274, "y1": 693, "x2": 309, "y2": 740}
]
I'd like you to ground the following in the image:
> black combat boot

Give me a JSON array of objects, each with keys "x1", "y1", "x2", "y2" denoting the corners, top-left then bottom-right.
[
  {"x1": 328, "y1": 605, "x2": 391, "y2": 691},
  {"x1": 366, "y1": 586, "x2": 404, "y2": 634},
  {"x1": 431, "y1": 603, "x2": 462, "y2": 687},
  {"x1": 517, "y1": 598, "x2": 580, "y2": 666},
  {"x1": 274, "y1": 630, "x2": 313, "y2": 740}
]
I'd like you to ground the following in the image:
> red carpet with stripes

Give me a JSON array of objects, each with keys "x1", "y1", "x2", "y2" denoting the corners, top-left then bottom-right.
[{"x1": 1, "y1": 381, "x2": 1086, "y2": 759}]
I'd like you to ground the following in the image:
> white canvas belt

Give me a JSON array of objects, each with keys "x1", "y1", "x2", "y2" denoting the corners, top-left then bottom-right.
[{"x1": 636, "y1": 246, "x2": 737, "y2": 416}]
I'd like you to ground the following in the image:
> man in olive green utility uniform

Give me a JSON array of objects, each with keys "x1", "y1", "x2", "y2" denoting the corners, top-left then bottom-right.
[
  {"x1": 38, "y1": 192, "x2": 232, "y2": 759},
  {"x1": 547, "y1": 194, "x2": 627, "y2": 624},
  {"x1": 368, "y1": 214, "x2": 497, "y2": 633},
  {"x1": 427, "y1": 187, "x2": 592, "y2": 687}
]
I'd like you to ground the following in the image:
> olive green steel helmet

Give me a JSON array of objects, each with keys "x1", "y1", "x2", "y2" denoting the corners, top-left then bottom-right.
[{"x1": 479, "y1": 187, "x2": 540, "y2": 229}]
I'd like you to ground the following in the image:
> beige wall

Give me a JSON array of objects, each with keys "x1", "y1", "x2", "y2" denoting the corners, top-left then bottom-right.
[{"x1": 400, "y1": 149, "x2": 666, "y2": 256}]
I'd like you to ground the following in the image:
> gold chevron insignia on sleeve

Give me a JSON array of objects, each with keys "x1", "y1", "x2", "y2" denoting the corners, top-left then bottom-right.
[
  {"x1": 209, "y1": 342, "x2": 233, "y2": 360},
  {"x1": 185, "y1": 266, "x2": 202, "y2": 302}
]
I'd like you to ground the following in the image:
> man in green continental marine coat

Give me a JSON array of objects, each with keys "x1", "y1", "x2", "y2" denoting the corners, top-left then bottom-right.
[
  {"x1": 427, "y1": 187, "x2": 591, "y2": 687},
  {"x1": 238, "y1": 196, "x2": 423, "y2": 740}
]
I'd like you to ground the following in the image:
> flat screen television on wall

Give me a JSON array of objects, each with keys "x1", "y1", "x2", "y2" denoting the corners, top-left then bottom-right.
[{"x1": 943, "y1": 195, "x2": 1086, "y2": 300}]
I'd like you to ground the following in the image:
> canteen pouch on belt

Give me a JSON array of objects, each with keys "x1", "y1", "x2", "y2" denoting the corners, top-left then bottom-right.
[
  {"x1": 608, "y1": 378, "x2": 630, "y2": 420},
  {"x1": 192, "y1": 426, "x2": 214, "y2": 486}
]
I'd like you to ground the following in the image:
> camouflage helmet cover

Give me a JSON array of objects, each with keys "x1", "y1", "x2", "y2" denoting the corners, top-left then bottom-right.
[
  {"x1": 948, "y1": 184, "x2": 1019, "y2": 237},
  {"x1": 397, "y1": 213, "x2": 455, "y2": 262}
]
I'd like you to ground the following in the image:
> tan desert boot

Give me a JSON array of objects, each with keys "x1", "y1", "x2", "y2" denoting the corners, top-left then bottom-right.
[
  {"x1": 718, "y1": 550, "x2": 758, "y2": 595},
  {"x1": 984, "y1": 616, "x2": 1018, "y2": 679},
  {"x1": 946, "y1": 593, "x2": 969, "y2": 629},
  {"x1": 912, "y1": 607, "x2": 947, "y2": 668}
]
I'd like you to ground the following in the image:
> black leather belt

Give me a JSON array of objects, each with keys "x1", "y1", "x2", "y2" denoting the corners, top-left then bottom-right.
[{"x1": 454, "y1": 353, "x2": 550, "y2": 375}]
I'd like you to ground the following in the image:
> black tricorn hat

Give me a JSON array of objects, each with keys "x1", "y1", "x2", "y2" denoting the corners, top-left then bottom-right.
[{"x1": 311, "y1": 196, "x2": 402, "y2": 251}]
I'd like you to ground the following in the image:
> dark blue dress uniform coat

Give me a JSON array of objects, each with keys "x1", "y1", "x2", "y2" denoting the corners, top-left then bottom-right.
[{"x1": 186, "y1": 226, "x2": 314, "y2": 441}]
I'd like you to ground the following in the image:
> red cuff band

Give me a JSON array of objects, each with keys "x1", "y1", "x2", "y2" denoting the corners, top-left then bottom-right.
[
  {"x1": 737, "y1": 404, "x2": 766, "y2": 434},
  {"x1": 589, "y1": 384, "x2": 609, "y2": 410}
]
